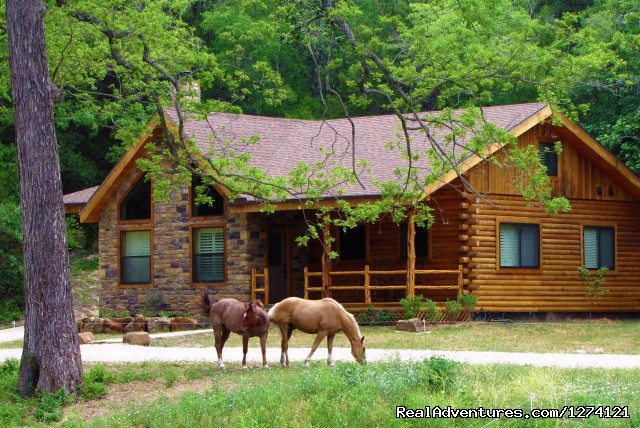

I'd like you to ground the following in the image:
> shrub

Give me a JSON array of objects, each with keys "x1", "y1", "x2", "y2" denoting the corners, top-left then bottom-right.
[
  {"x1": 357, "y1": 306, "x2": 399, "y2": 326},
  {"x1": 421, "y1": 298, "x2": 442, "y2": 321},
  {"x1": 458, "y1": 293, "x2": 478, "y2": 312},
  {"x1": 444, "y1": 299, "x2": 462, "y2": 318},
  {"x1": 33, "y1": 389, "x2": 68, "y2": 423},
  {"x1": 145, "y1": 289, "x2": 164, "y2": 315},
  {"x1": 399, "y1": 295, "x2": 426, "y2": 319}
]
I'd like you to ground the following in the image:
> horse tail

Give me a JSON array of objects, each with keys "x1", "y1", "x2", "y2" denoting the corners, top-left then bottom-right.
[{"x1": 200, "y1": 291, "x2": 212, "y2": 316}]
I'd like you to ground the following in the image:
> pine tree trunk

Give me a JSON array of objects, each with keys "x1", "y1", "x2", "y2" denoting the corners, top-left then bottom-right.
[{"x1": 6, "y1": 0, "x2": 83, "y2": 397}]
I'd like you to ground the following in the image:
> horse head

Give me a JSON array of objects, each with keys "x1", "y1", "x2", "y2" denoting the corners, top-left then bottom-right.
[
  {"x1": 351, "y1": 336, "x2": 366, "y2": 364},
  {"x1": 238, "y1": 300, "x2": 265, "y2": 334}
]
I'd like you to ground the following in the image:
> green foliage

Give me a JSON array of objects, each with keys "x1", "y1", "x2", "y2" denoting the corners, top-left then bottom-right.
[
  {"x1": 356, "y1": 306, "x2": 400, "y2": 326},
  {"x1": 420, "y1": 298, "x2": 442, "y2": 322},
  {"x1": 98, "y1": 309, "x2": 131, "y2": 318},
  {"x1": 33, "y1": 389, "x2": 69, "y2": 423},
  {"x1": 444, "y1": 300, "x2": 462, "y2": 318},
  {"x1": 0, "y1": 202, "x2": 23, "y2": 322},
  {"x1": 65, "y1": 216, "x2": 85, "y2": 250},
  {"x1": 399, "y1": 295, "x2": 426, "y2": 319},
  {"x1": 79, "y1": 364, "x2": 112, "y2": 400},
  {"x1": 458, "y1": 294, "x2": 478, "y2": 312},
  {"x1": 578, "y1": 266, "x2": 609, "y2": 303}
]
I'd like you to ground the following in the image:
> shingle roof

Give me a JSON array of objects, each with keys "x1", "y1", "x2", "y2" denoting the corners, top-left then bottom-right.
[
  {"x1": 63, "y1": 185, "x2": 100, "y2": 205},
  {"x1": 166, "y1": 102, "x2": 548, "y2": 199}
]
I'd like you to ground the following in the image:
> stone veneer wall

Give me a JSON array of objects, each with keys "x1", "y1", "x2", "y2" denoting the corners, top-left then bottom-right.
[{"x1": 98, "y1": 163, "x2": 311, "y2": 314}]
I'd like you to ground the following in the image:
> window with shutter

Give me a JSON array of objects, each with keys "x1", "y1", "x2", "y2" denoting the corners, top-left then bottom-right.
[
  {"x1": 120, "y1": 230, "x2": 151, "y2": 284},
  {"x1": 583, "y1": 226, "x2": 615, "y2": 269},
  {"x1": 499, "y1": 223, "x2": 540, "y2": 268},
  {"x1": 193, "y1": 227, "x2": 225, "y2": 282},
  {"x1": 538, "y1": 142, "x2": 558, "y2": 177}
]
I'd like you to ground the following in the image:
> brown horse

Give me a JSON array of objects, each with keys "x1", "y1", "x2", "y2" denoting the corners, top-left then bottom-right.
[
  {"x1": 268, "y1": 297, "x2": 366, "y2": 367},
  {"x1": 200, "y1": 292, "x2": 270, "y2": 369}
]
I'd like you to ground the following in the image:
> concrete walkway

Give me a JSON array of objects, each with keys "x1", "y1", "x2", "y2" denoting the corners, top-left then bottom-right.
[{"x1": 1, "y1": 327, "x2": 640, "y2": 369}]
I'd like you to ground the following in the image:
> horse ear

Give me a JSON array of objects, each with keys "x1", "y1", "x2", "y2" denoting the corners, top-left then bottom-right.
[
  {"x1": 361, "y1": 336, "x2": 365, "y2": 343},
  {"x1": 244, "y1": 302, "x2": 250, "y2": 310}
]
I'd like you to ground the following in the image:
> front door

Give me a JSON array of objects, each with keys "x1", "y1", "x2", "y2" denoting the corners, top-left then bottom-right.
[{"x1": 268, "y1": 229, "x2": 290, "y2": 303}]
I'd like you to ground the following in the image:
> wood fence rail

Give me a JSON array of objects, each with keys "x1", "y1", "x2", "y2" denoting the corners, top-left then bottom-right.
[
  {"x1": 250, "y1": 268, "x2": 269, "y2": 304},
  {"x1": 303, "y1": 265, "x2": 464, "y2": 304}
]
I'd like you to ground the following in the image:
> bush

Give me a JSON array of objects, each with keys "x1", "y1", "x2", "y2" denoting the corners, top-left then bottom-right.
[
  {"x1": 421, "y1": 298, "x2": 442, "y2": 321},
  {"x1": 80, "y1": 364, "x2": 113, "y2": 400},
  {"x1": 33, "y1": 389, "x2": 68, "y2": 423},
  {"x1": 357, "y1": 306, "x2": 400, "y2": 326},
  {"x1": 458, "y1": 293, "x2": 478, "y2": 312},
  {"x1": 444, "y1": 299, "x2": 462, "y2": 318},
  {"x1": 399, "y1": 295, "x2": 426, "y2": 319}
]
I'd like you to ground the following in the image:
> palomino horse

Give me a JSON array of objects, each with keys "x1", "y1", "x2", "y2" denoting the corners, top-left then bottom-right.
[
  {"x1": 268, "y1": 297, "x2": 366, "y2": 367},
  {"x1": 200, "y1": 292, "x2": 270, "y2": 369}
]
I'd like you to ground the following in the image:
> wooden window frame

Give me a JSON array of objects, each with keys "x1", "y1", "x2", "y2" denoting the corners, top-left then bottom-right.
[
  {"x1": 189, "y1": 177, "x2": 227, "y2": 222},
  {"x1": 118, "y1": 226, "x2": 154, "y2": 288},
  {"x1": 190, "y1": 223, "x2": 227, "y2": 287},
  {"x1": 118, "y1": 174, "x2": 154, "y2": 225},
  {"x1": 496, "y1": 217, "x2": 542, "y2": 273},
  {"x1": 580, "y1": 222, "x2": 617, "y2": 272}
]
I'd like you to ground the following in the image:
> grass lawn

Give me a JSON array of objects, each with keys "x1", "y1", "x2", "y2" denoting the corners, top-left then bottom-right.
[
  {"x1": 51, "y1": 361, "x2": 640, "y2": 427},
  {"x1": 152, "y1": 321, "x2": 640, "y2": 355}
]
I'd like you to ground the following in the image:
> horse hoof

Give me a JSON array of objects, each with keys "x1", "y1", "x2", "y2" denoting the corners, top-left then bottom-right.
[
  {"x1": 304, "y1": 361, "x2": 310, "y2": 367},
  {"x1": 328, "y1": 362, "x2": 336, "y2": 367},
  {"x1": 241, "y1": 366, "x2": 248, "y2": 370},
  {"x1": 263, "y1": 365, "x2": 270, "y2": 369}
]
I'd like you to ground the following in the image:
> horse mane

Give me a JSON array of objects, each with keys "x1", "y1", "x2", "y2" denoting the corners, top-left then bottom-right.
[{"x1": 322, "y1": 298, "x2": 362, "y2": 339}]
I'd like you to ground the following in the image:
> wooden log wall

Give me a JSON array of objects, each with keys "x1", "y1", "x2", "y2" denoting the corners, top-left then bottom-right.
[
  {"x1": 467, "y1": 122, "x2": 637, "y2": 202},
  {"x1": 466, "y1": 195, "x2": 640, "y2": 312}
]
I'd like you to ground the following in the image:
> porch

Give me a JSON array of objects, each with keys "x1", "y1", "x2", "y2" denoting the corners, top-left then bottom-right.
[{"x1": 251, "y1": 265, "x2": 464, "y2": 311}]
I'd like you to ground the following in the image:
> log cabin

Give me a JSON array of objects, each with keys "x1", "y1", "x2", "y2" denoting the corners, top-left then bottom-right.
[{"x1": 64, "y1": 102, "x2": 640, "y2": 315}]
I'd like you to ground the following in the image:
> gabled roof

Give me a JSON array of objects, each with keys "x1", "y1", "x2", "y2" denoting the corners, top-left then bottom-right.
[
  {"x1": 63, "y1": 186, "x2": 100, "y2": 214},
  {"x1": 70, "y1": 102, "x2": 640, "y2": 222}
]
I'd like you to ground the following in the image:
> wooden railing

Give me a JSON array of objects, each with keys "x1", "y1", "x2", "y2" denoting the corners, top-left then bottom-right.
[
  {"x1": 250, "y1": 268, "x2": 269, "y2": 304},
  {"x1": 304, "y1": 265, "x2": 463, "y2": 304}
]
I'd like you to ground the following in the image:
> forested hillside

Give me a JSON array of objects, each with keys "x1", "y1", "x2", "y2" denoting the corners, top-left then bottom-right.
[{"x1": 0, "y1": 0, "x2": 638, "y2": 320}]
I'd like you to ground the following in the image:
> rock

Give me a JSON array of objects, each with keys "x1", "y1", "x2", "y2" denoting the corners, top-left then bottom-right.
[
  {"x1": 79, "y1": 332, "x2": 94, "y2": 344},
  {"x1": 123, "y1": 332, "x2": 151, "y2": 346},
  {"x1": 124, "y1": 314, "x2": 146, "y2": 333},
  {"x1": 395, "y1": 318, "x2": 426, "y2": 333},
  {"x1": 78, "y1": 317, "x2": 103, "y2": 334},
  {"x1": 171, "y1": 317, "x2": 197, "y2": 332},
  {"x1": 103, "y1": 317, "x2": 133, "y2": 333},
  {"x1": 147, "y1": 317, "x2": 172, "y2": 333}
]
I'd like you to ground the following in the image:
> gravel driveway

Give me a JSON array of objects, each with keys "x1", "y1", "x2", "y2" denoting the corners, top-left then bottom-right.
[{"x1": 1, "y1": 327, "x2": 640, "y2": 368}]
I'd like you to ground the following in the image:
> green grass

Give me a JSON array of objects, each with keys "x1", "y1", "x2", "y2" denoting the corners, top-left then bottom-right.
[
  {"x1": 58, "y1": 360, "x2": 640, "y2": 427},
  {"x1": 153, "y1": 322, "x2": 640, "y2": 354}
]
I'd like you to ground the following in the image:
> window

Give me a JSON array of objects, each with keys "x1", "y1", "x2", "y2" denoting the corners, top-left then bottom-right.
[
  {"x1": 339, "y1": 225, "x2": 366, "y2": 260},
  {"x1": 191, "y1": 175, "x2": 224, "y2": 217},
  {"x1": 400, "y1": 223, "x2": 429, "y2": 259},
  {"x1": 583, "y1": 226, "x2": 615, "y2": 269},
  {"x1": 193, "y1": 227, "x2": 225, "y2": 283},
  {"x1": 539, "y1": 142, "x2": 558, "y2": 177},
  {"x1": 120, "y1": 178, "x2": 151, "y2": 221},
  {"x1": 120, "y1": 231, "x2": 151, "y2": 284},
  {"x1": 499, "y1": 223, "x2": 540, "y2": 268}
]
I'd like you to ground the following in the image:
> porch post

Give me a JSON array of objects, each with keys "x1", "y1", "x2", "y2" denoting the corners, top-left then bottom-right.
[{"x1": 406, "y1": 209, "x2": 416, "y2": 297}]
